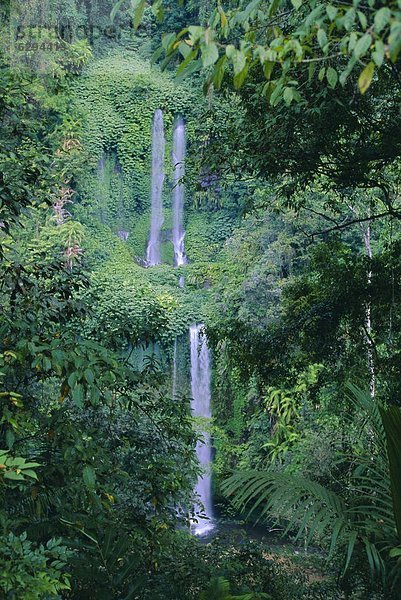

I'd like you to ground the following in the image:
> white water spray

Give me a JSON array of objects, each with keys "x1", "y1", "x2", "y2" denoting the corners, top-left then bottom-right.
[
  {"x1": 172, "y1": 117, "x2": 187, "y2": 267},
  {"x1": 146, "y1": 109, "x2": 165, "y2": 266},
  {"x1": 190, "y1": 324, "x2": 214, "y2": 535}
]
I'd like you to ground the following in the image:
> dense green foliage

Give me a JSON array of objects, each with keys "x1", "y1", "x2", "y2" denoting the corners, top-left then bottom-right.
[
  {"x1": 157, "y1": 0, "x2": 401, "y2": 100},
  {"x1": 1, "y1": 0, "x2": 401, "y2": 598},
  {"x1": 73, "y1": 51, "x2": 196, "y2": 227},
  {"x1": 223, "y1": 387, "x2": 401, "y2": 584}
]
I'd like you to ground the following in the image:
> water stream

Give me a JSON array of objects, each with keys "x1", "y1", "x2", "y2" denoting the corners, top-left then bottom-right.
[
  {"x1": 146, "y1": 114, "x2": 213, "y2": 535},
  {"x1": 190, "y1": 324, "x2": 214, "y2": 536},
  {"x1": 146, "y1": 109, "x2": 165, "y2": 266},
  {"x1": 172, "y1": 117, "x2": 187, "y2": 267}
]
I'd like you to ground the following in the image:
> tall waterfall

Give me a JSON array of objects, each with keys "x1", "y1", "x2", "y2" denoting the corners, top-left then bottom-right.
[
  {"x1": 172, "y1": 117, "x2": 187, "y2": 267},
  {"x1": 190, "y1": 324, "x2": 214, "y2": 535},
  {"x1": 146, "y1": 109, "x2": 165, "y2": 266}
]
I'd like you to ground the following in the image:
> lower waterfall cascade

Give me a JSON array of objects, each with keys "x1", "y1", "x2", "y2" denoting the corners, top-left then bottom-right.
[{"x1": 189, "y1": 324, "x2": 214, "y2": 536}]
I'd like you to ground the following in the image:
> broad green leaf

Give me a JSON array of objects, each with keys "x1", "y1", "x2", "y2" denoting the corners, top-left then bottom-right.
[
  {"x1": 389, "y1": 23, "x2": 401, "y2": 63},
  {"x1": 326, "y1": 5, "x2": 337, "y2": 21},
  {"x1": 84, "y1": 369, "x2": 94, "y2": 385},
  {"x1": 342, "y1": 8, "x2": 356, "y2": 32},
  {"x1": 238, "y1": 0, "x2": 262, "y2": 23},
  {"x1": 83, "y1": 465, "x2": 96, "y2": 489},
  {"x1": 72, "y1": 384, "x2": 84, "y2": 408},
  {"x1": 374, "y1": 7, "x2": 391, "y2": 33},
  {"x1": 178, "y1": 41, "x2": 192, "y2": 59},
  {"x1": 4, "y1": 471, "x2": 25, "y2": 481},
  {"x1": 151, "y1": 0, "x2": 163, "y2": 22},
  {"x1": 22, "y1": 469, "x2": 38, "y2": 480},
  {"x1": 283, "y1": 87, "x2": 295, "y2": 106},
  {"x1": 326, "y1": 66, "x2": 338, "y2": 88},
  {"x1": 372, "y1": 40, "x2": 385, "y2": 67},
  {"x1": 161, "y1": 53, "x2": 176, "y2": 72},
  {"x1": 177, "y1": 48, "x2": 198, "y2": 75},
  {"x1": 5, "y1": 430, "x2": 15, "y2": 450},
  {"x1": 258, "y1": 47, "x2": 277, "y2": 64},
  {"x1": 201, "y1": 42, "x2": 219, "y2": 68},
  {"x1": 161, "y1": 32, "x2": 176, "y2": 51},
  {"x1": 110, "y1": 0, "x2": 126, "y2": 23},
  {"x1": 7, "y1": 457, "x2": 23, "y2": 466},
  {"x1": 151, "y1": 45, "x2": 165, "y2": 64},
  {"x1": 234, "y1": 64, "x2": 248, "y2": 89},
  {"x1": 131, "y1": 0, "x2": 146, "y2": 29},
  {"x1": 263, "y1": 61, "x2": 275, "y2": 79},
  {"x1": 218, "y1": 5, "x2": 228, "y2": 27},
  {"x1": 291, "y1": 0, "x2": 302, "y2": 9},
  {"x1": 268, "y1": 0, "x2": 281, "y2": 18},
  {"x1": 213, "y1": 55, "x2": 228, "y2": 88},
  {"x1": 231, "y1": 49, "x2": 247, "y2": 76},
  {"x1": 354, "y1": 33, "x2": 372, "y2": 59},
  {"x1": 226, "y1": 44, "x2": 236, "y2": 59},
  {"x1": 188, "y1": 26, "x2": 204, "y2": 43},
  {"x1": 348, "y1": 31, "x2": 357, "y2": 52},
  {"x1": 357, "y1": 10, "x2": 367, "y2": 30},
  {"x1": 305, "y1": 4, "x2": 325, "y2": 28},
  {"x1": 339, "y1": 55, "x2": 357, "y2": 85},
  {"x1": 269, "y1": 82, "x2": 283, "y2": 106},
  {"x1": 175, "y1": 59, "x2": 202, "y2": 82},
  {"x1": 67, "y1": 372, "x2": 77, "y2": 388},
  {"x1": 317, "y1": 28, "x2": 328, "y2": 49}
]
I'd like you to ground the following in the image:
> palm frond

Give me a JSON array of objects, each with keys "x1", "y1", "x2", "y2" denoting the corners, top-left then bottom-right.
[
  {"x1": 225, "y1": 472, "x2": 339, "y2": 544},
  {"x1": 380, "y1": 405, "x2": 401, "y2": 541},
  {"x1": 346, "y1": 383, "x2": 386, "y2": 449}
]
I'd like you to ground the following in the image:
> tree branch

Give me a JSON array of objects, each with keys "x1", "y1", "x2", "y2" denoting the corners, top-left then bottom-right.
[{"x1": 308, "y1": 210, "x2": 401, "y2": 237}]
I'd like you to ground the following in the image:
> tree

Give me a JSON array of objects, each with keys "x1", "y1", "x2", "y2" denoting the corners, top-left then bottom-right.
[{"x1": 157, "y1": 0, "x2": 401, "y2": 100}]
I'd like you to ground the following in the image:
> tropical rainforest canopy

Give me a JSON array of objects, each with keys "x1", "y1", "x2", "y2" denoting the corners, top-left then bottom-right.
[{"x1": 1, "y1": 0, "x2": 401, "y2": 598}]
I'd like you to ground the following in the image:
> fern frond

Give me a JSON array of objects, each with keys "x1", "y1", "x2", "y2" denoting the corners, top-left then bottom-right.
[{"x1": 222, "y1": 386, "x2": 400, "y2": 581}]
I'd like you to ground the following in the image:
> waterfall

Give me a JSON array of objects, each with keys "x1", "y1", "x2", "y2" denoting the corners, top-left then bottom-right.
[
  {"x1": 146, "y1": 109, "x2": 165, "y2": 266},
  {"x1": 190, "y1": 324, "x2": 214, "y2": 535},
  {"x1": 172, "y1": 117, "x2": 187, "y2": 267}
]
